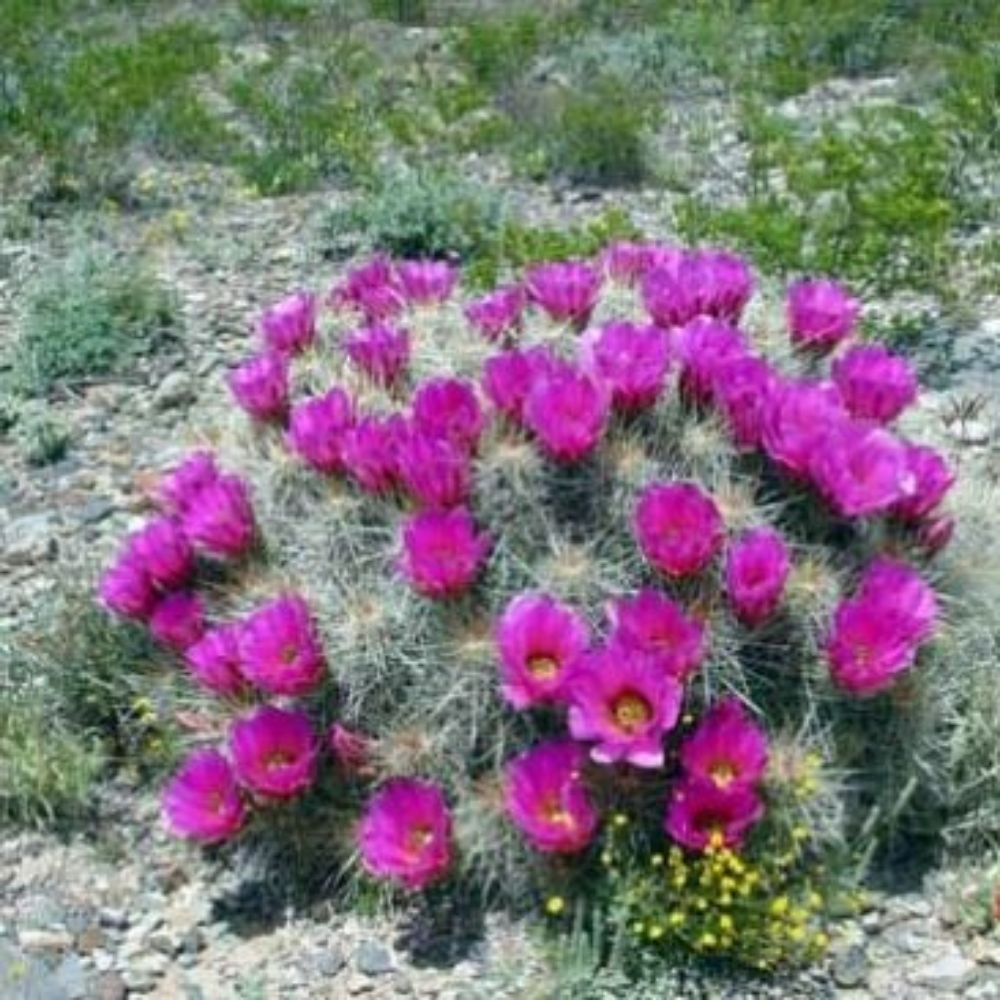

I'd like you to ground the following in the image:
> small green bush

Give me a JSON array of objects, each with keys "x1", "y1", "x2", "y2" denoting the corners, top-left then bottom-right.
[
  {"x1": 12, "y1": 247, "x2": 177, "y2": 396},
  {"x1": 452, "y1": 10, "x2": 545, "y2": 92},
  {"x1": 15, "y1": 407, "x2": 71, "y2": 466},
  {"x1": 366, "y1": 0, "x2": 428, "y2": 24}
]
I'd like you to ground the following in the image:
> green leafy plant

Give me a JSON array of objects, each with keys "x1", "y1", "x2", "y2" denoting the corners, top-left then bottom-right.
[{"x1": 15, "y1": 407, "x2": 71, "y2": 466}]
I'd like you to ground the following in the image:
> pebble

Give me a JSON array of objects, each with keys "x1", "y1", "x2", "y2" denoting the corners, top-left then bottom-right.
[
  {"x1": 153, "y1": 371, "x2": 196, "y2": 410},
  {"x1": 17, "y1": 927, "x2": 74, "y2": 953},
  {"x1": 832, "y1": 942, "x2": 870, "y2": 988},
  {"x1": 909, "y1": 950, "x2": 978, "y2": 992},
  {"x1": 355, "y1": 940, "x2": 394, "y2": 976}
]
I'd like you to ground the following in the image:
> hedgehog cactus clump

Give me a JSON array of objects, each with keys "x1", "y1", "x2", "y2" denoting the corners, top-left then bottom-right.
[{"x1": 98, "y1": 239, "x2": 1000, "y2": 969}]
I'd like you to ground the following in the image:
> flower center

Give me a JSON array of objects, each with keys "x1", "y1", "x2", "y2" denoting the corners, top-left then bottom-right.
[
  {"x1": 539, "y1": 795, "x2": 575, "y2": 828},
  {"x1": 406, "y1": 824, "x2": 434, "y2": 856},
  {"x1": 279, "y1": 643, "x2": 299, "y2": 665},
  {"x1": 526, "y1": 654, "x2": 559, "y2": 679},
  {"x1": 612, "y1": 692, "x2": 652, "y2": 733},
  {"x1": 709, "y1": 760, "x2": 738, "y2": 789},
  {"x1": 264, "y1": 749, "x2": 296, "y2": 769}
]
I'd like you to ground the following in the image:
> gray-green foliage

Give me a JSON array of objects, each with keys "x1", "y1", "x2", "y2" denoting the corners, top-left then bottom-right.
[
  {"x1": 12, "y1": 247, "x2": 177, "y2": 396},
  {"x1": 14, "y1": 405, "x2": 71, "y2": 466}
]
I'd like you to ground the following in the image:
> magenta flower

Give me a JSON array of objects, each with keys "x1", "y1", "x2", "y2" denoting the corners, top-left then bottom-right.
[
  {"x1": 397, "y1": 260, "x2": 458, "y2": 305},
  {"x1": 826, "y1": 557, "x2": 937, "y2": 695},
  {"x1": 481, "y1": 346, "x2": 557, "y2": 422},
  {"x1": 230, "y1": 706, "x2": 317, "y2": 799},
  {"x1": 157, "y1": 451, "x2": 220, "y2": 515},
  {"x1": 894, "y1": 444, "x2": 954, "y2": 522},
  {"x1": 725, "y1": 528, "x2": 791, "y2": 627},
  {"x1": 228, "y1": 352, "x2": 289, "y2": 422},
  {"x1": 399, "y1": 507, "x2": 491, "y2": 598},
  {"x1": 607, "y1": 588, "x2": 706, "y2": 682},
  {"x1": 602, "y1": 241, "x2": 683, "y2": 285},
  {"x1": 464, "y1": 284, "x2": 526, "y2": 341},
  {"x1": 676, "y1": 317, "x2": 748, "y2": 404},
  {"x1": 504, "y1": 740, "x2": 598, "y2": 854},
  {"x1": 578, "y1": 321, "x2": 671, "y2": 411},
  {"x1": 184, "y1": 623, "x2": 247, "y2": 697},
  {"x1": 810, "y1": 422, "x2": 913, "y2": 518},
  {"x1": 495, "y1": 593, "x2": 590, "y2": 709},
  {"x1": 397, "y1": 428, "x2": 471, "y2": 509},
  {"x1": 149, "y1": 591, "x2": 205, "y2": 650},
  {"x1": 679, "y1": 699, "x2": 768, "y2": 790},
  {"x1": 832, "y1": 344, "x2": 918, "y2": 424},
  {"x1": 331, "y1": 256, "x2": 404, "y2": 321},
  {"x1": 341, "y1": 414, "x2": 406, "y2": 494},
  {"x1": 715, "y1": 355, "x2": 778, "y2": 451},
  {"x1": 523, "y1": 363, "x2": 610, "y2": 462},
  {"x1": 343, "y1": 323, "x2": 410, "y2": 386},
  {"x1": 286, "y1": 388, "x2": 356, "y2": 474},
  {"x1": 761, "y1": 379, "x2": 847, "y2": 477},
  {"x1": 411, "y1": 378, "x2": 484, "y2": 453},
  {"x1": 524, "y1": 260, "x2": 602, "y2": 328},
  {"x1": 239, "y1": 594, "x2": 326, "y2": 697},
  {"x1": 182, "y1": 475, "x2": 256, "y2": 558},
  {"x1": 259, "y1": 291, "x2": 317, "y2": 356},
  {"x1": 162, "y1": 749, "x2": 245, "y2": 843},
  {"x1": 642, "y1": 250, "x2": 753, "y2": 328},
  {"x1": 665, "y1": 778, "x2": 763, "y2": 852},
  {"x1": 359, "y1": 779, "x2": 453, "y2": 890},
  {"x1": 328, "y1": 723, "x2": 371, "y2": 772},
  {"x1": 98, "y1": 554, "x2": 156, "y2": 621},
  {"x1": 787, "y1": 278, "x2": 859, "y2": 351},
  {"x1": 127, "y1": 517, "x2": 194, "y2": 590},
  {"x1": 566, "y1": 646, "x2": 683, "y2": 768},
  {"x1": 635, "y1": 482, "x2": 725, "y2": 578}
]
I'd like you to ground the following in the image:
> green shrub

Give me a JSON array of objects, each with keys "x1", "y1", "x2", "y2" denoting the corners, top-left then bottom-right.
[
  {"x1": 12, "y1": 247, "x2": 177, "y2": 396},
  {"x1": 367, "y1": 0, "x2": 428, "y2": 24},
  {"x1": 452, "y1": 10, "x2": 545, "y2": 91},
  {"x1": 15, "y1": 407, "x2": 71, "y2": 466}
]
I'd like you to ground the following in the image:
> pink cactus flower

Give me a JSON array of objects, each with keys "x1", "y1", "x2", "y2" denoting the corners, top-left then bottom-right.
[
  {"x1": 523, "y1": 363, "x2": 610, "y2": 462},
  {"x1": 331, "y1": 256, "x2": 405, "y2": 321},
  {"x1": 286, "y1": 388, "x2": 356, "y2": 474},
  {"x1": 504, "y1": 740, "x2": 598, "y2": 854},
  {"x1": 642, "y1": 250, "x2": 753, "y2": 328},
  {"x1": 397, "y1": 260, "x2": 458, "y2": 305},
  {"x1": 714, "y1": 355, "x2": 779, "y2": 451},
  {"x1": 665, "y1": 778, "x2": 763, "y2": 852},
  {"x1": 341, "y1": 414, "x2": 406, "y2": 494},
  {"x1": 826, "y1": 557, "x2": 937, "y2": 695},
  {"x1": 328, "y1": 723, "x2": 371, "y2": 772},
  {"x1": 399, "y1": 507, "x2": 491, "y2": 598},
  {"x1": 230, "y1": 706, "x2": 317, "y2": 799},
  {"x1": 761, "y1": 379, "x2": 847, "y2": 477},
  {"x1": 894, "y1": 444, "x2": 955, "y2": 522},
  {"x1": 157, "y1": 451, "x2": 220, "y2": 515},
  {"x1": 182, "y1": 475, "x2": 256, "y2": 558},
  {"x1": 524, "y1": 260, "x2": 602, "y2": 328},
  {"x1": 566, "y1": 646, "x2": 683, "y2": 768},
  {"x1": 607, "y1": 588, "x2": 706, "y2": 682},
  {"x1": 787, "y1": 278, "x2": 859, "y2": 351},
  {"x1": 578, "y1": 321, "x2": 671, "y2": 412},
  {"x1": 676, "y1": 317, "x2": 748, "y2": 405},
  {"x1": 602, "y1": 241, "x2": 683, "y2": 285},
  {"x1": 184, "y1": 623, "x2": 247, "y2": 697},
  {"x1": 149, "y1": 591, "x2": 205, "y2": 650},
  {"x1": 464, "y1": 285, "x2": 526, "y2": 341},
  {"x1": 918, "y1": 515, "x2": 955, "y2": 555},
  {"x1": 358, "y1": 778, "x2": 453, "y2": 890},
  {"x1": 411, "y1": 378, "x2": 485, "y2": 453},
  {"x1": 397, "y1": 428, "x2": 471, "y2": 509},
  {"x1": 810, "y1": 422, "x2": 914, "y2": 518},
  {"x1": 239, "y1": 594, "x2": 326, "y2": 697},
  {"x1": 725, "y1": 528, "x2": 791, "y2": 627},
  {"x1": 127, "y1": 517, "x2": 195, "y2": 590},
  {"x1": 259, "y1": 291, "x2": 317, "y2": 356},
  {"x1": 228, "y1": 352, "x2": 289, "y2": 422},
  {"x1": 162, "y1": 749, "x2": 246, "y2": 842},
  {"x1": 679, "y1": 699, "x2": 769, "y2": 790},
  {"x1": 634, "y1": 482, "x2": 725, "y2": 578},
  {"x1": 343, "y1": 323, "x2": 411, "y2": 386},
  {"x1": 495, "y1": 592, "x2": 591, "y2": 709},
  {"x1": 98, "y1": 554, "x2": 157, "y2": 621},
  {"x1": 481, "y1": 346, "x2": 558, "y2": 422},
  {"x1": 832, "y1": 344, "x2": 918, "y2": 424}
]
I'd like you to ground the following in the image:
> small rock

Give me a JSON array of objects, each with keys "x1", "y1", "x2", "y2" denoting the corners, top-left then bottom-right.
[
  {"x1": 94, "y1": 971, "x2": 128, "y2": 1000},
  {"x1": 18, "y1": 927, "x2": 74, "y2": 953},
  {"x1": 76, "y1": 925, "x2": 109, "y2": 953},
  {"x1": 909, "y1": 951, "x2": 977, "y2": 992},
  {"x1": 148, "y1": 930, "x2": 180, "y2": 956},
  {"x1": 153, "y1": 372, "x2": 196, "y2": 411},
  {"x1": 952, "y1": 419, "x2": 991, "y2": 445},
  {"x1": 832, "y1": 942, "x2": 870, "y2": 988},
  {"x1": 99, "y1": 907, "x2": 130, "y2": 930},
  {"x1": 2, "y1": 513, "x2": 58, "y2": 566},
  {"x1": 313, "y1": 946, "x2": 347, "y2": 977},
  {"x1": 93, "y1": 949, "x2": 115, "y2": 972},
  {"x1": 77, "y1": 497, "x2": 116, "y2": 525},
  {"x1": 355, "y1": 940, "x2": 394, "y2": 976}
]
